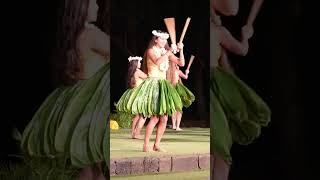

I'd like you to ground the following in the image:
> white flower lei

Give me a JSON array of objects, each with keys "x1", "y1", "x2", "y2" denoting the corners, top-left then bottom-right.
[
  {"x1": 128, "y1": 56, "x2": 142, "y2": 62},
  {"x1": 152, "y1": 30, "x2": 169, "y2": 39},
  {"x1": 152, "y1": 46, "x2": 169, "y2": 71}
]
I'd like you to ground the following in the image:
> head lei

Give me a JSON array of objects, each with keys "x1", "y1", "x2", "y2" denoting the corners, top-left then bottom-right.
[
  {"x1": 128, "y1": 56, "x2": 143, "y2": 62},
  {"x1": 152, "y1": 30, "x2": 169, "y2": 39}
]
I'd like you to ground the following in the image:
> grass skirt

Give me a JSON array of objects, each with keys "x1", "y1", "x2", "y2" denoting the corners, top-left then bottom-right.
[
  {"x1": 175, "y1": 82, "x2": 195, "y2": 108},
  {"x1": 210, "y1": 67, "x2": 271, "y2": 165},
  {"x1": 116, "y1": 77, "x2": 183, "y2": 117},
  {"x1": 21, "y1": 63, "x2": 110, "y2": 169}
]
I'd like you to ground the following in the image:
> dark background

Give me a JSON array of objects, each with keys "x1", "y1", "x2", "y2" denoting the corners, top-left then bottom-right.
[
  {"x1": 110, "y1": 0, "x2": 210, "y2": 126},
  {"x1": 219, "y1": 0, "x2": 316, "y2": 180},
  {"x1": 1, "y1": 0, "x2": 317, "y2": 179}
]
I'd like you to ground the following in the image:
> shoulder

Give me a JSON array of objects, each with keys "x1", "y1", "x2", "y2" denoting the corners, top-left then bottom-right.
[
  {"x1": 134, "y1": 69, "x2": 142, "y2": 77},
  {"x1": 147, "y1": 48, "x2": 154, "y2": 55},
  {"x1": 147, "y1": 48, "x2": 157, "y2": 59},
  {"x1": 85, "y1": 24, "x2": 103, "y2": 34},
  {"x1": 79, "y1": 24, "x2": 108, "y2": 42},
  {"x1": 87, "y1": 25, "x2": 109, "y2": 40},
  {"x1": 136, "y1": 69, "x2": 146, "y2": 75}
]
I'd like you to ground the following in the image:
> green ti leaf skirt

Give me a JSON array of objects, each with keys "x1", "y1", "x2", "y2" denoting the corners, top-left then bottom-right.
[
  {"x1": 21, "y1": 63, "x2": 110, "y2": 169},
  {"x1": 116, "y1": 77, "x2": 183, "y2": 117},
  {"x1": 175, "y1": 82, "x2": 195, "y2": 108},
  {"x1": 210, "y1": 67, "x2": 271, "y2": 165}
]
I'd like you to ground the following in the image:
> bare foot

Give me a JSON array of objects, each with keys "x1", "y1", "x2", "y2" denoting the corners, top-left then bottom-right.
[
  {"x1": 153, "y1": 145, "x2": 166, "y2": 152},
  {"x1": 172, "y1": 126, "x2": 176, "y2": 130},
  {"x1": 131, "y1": 131, "x2": 136, "y2": 139},
  {"x1": 143, "y1": 144, "x2": 151, "y2": 152},
  {"x1": 176, "y1": 128, "x2": 183, "y2": 131},
  {"x1": 133, "y1": 135, "x2": 143, "y2": 139}
]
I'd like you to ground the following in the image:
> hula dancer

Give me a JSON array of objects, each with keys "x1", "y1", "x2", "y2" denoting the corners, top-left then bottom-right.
[
  {"x1": 116, "y1": 56, "x2": 148, "y2": 139},
  {"x1": 142, "y1": 30, "x2": 185, "y2": 152},
  {"x1": 169, "y1": 62, "x2": 195, "y2": 131},
  {"x1": 21, "y1": 0, "x2": 109, "y2": 179},
  {"x1": 210, "y1": 0, "x2": 270, "y2": 179},
  {"x1": 116, "y1": 30, "x2": 185, "y2": 152}
]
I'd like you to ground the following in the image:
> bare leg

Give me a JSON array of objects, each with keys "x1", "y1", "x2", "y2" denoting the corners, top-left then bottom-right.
[
  {"x1": 131, "y1": 115, "x2": 140, "y2": 138},
  {"x1": 134, "y1": 116, "x2": 146, "y2": 139},
  {"x1": 93, "y1": 163, "x2": 106, "y2": 180},
  {"x1": 172, "y1": 112, "x2": 177, "y2": 129},
  {"x1": 210, "y1": 155, "x2": 214, "y2": 180},
  {"x1": 77, "y1": 166, "x2": 93, "y2": 180},
  {"x1": 143, "y1": 116, "x2": 159, "y2": 152},
  {"x1": 77, "y1": 164, "x2": 106, "y2": 180},
  {"x1": 176, "y1": 111, "x2": 183, "y2": 131},
  {"x1": 212, "y1": 154, "x2": 229, "y2": 180},
  {"x1": 153, "y1": 115, "x2": 168, "y2": 152}
]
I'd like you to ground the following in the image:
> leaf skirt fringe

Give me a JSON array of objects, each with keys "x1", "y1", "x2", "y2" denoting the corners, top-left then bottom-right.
[
  {"x1": 116, "y1": 77, "x2": 183, "y2": 117},
  {"x1": 21, "y1": 63, "x2": 110, "y2": 169},
  {"x1": 211, "y1": 67, "x2": 271, "y2": 165}
]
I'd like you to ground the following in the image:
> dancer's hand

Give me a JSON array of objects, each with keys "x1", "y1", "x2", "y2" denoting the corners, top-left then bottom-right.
[
  {"x1": 177, "y1": 42, "x2": 184, "y2": 51},
  {"x1": 241, "y1": 25, "x2": 254, "y2": 40},
  {"x1": 164, "y1": 44, "x2": 173, "y2": 54},
  {"x1": 171, "y1": 43, "x2": 178, "y2": 54},
  {"x1": 185, "y1": 69, "x2": 189, "y2": 75},
  {"x1": 167, "y1": 47, "x2": 174, "y2": 54}
]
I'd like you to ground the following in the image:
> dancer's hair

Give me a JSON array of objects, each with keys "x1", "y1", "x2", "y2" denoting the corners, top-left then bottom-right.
[
  {"x1": 126, "y1": 60, "x2": 140, "y2": 88},
  {"x1": 54, "y1": 0, "x2": 90, "y2": 85},
  {"x1": 142, "y1": 30, "x2": 170, "y2": 74}
]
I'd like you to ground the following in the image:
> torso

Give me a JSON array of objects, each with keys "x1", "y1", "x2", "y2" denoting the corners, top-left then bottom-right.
[
  {"x1": 147, "y1": 47, "x2": 169, "y2": 79},
  {"x1": 210, "y1": 20, "x2": 222, "y2": 69},
  {"x1": 78, "y1": 24, "x2": 109, "y2": 79},
  {"x1": 81, "y1": 50, "x2": 107, "y2": 79},
  {"x1": 172, "y1": 69, "x2": 180, "y2": 86},
  {"x1": 133, "y1": 69, "x2": 144, "y2": 87}
]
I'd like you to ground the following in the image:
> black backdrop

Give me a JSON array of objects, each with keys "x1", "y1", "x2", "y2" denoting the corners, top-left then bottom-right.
[{"x1": 221, "y1": 1, "x2": 315, "y2": 179}]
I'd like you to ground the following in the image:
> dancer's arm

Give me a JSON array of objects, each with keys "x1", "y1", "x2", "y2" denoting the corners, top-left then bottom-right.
[
  {"x1": 179, "y1": 70, "x2": 188, "y2": 80},
  {"x1": 147, "y1": 48, "x2": 172, "y2": 65},
  {"x1": 217, "y1": 26, "x2": 250, "y2": 56},
  {"x1": 137, "y1": 69, "x2": 148, "y2": 79},
  {"x1": 212, "y1": 0, "x2": 239, "y2": 16},
  {"x1": 168, "y1": 43, "x2": 185, "y2": 66},
  {"x1": 240, "y1": 0, "x2": 264, "y2": 40}
]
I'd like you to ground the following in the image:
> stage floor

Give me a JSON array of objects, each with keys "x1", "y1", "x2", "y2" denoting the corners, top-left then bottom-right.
[
  {"x1": 110, "y1": 128, "x2": 210, "y2": 158},
  {"x1": 111, "y1": 170, "x2": 210, "y2": 180}
]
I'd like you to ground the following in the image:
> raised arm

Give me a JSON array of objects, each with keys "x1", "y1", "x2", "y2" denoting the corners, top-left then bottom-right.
[
  {"x1": 211, "y1": 0, "x2": 239, "y2": 16},
  {"x1": 136, "y1": 69, "x2": 148, "y2": 79},
  {"x1": 147, "y1": 48, "x2": 172, "y2": 66},
  {"x1": 179, "y1": 70, "x2": 188, "y2": 80},
  {"x1": 217, "y1": 26, "x2": 249, "y2": 56},
  {"x1": 168, "y1": 43, "x2": 185, "y2": 66}
]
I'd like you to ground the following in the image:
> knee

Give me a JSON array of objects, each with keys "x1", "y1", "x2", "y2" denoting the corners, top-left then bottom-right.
[
  {"x1": 151, "y1": 116, "x2": 159, "y2": 123},
  {"x1": 161, "y1": 115, "x2": 168, "y2": 122}
]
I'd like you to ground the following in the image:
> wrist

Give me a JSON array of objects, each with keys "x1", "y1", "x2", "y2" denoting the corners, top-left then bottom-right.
[{"x1": 163, "y1": 51, "x2": 169, "y2": 57}]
